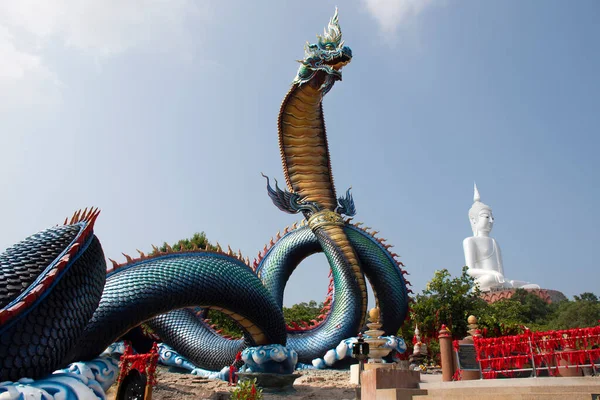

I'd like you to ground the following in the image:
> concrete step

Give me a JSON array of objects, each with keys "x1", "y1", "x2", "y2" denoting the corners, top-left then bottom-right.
[
  {"x1": 361, "y1": 368, "x2": 423, "y2": 399},
  {"x1": 414, "y1": 392, "x2": 594, "y2": 400},
  {"x1": 421, "y1": 385, "x2": 600, "y2": 393},
  {"x1": 412, "y1": 385, "x2": 600, "y2": 400},
  {"x1": 374, "y1": 388, "x2": 428, "y2": 400}
]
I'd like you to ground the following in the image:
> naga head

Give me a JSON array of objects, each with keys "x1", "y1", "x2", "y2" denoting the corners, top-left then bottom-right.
[{"x1": 293, "y1": 8, "x2": 352, "y2": 96}]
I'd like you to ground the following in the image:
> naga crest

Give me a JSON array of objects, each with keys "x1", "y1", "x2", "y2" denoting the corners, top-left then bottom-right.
[{"x1": 293, "y1": 8, "x2": 353, "y2": 95}]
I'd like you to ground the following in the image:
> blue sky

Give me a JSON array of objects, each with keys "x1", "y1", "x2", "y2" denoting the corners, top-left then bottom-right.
[{"x1": 0, "y1": 0, "x2": 598, "y2": 307}]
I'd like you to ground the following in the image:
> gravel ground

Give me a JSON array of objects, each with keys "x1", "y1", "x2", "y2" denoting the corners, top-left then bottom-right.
[{"x1": 106, "y1": 366, "x2": 358, "y2": 400}]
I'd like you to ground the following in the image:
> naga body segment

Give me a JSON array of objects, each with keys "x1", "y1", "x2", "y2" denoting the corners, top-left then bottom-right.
[{"x1": 0, "y1": 9, "x2": 410, "y2": 383}]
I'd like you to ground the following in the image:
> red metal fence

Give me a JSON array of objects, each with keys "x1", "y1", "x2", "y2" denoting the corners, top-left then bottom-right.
[{"x1": 467, "y1": 326, "x2": 600, "y2": 378}]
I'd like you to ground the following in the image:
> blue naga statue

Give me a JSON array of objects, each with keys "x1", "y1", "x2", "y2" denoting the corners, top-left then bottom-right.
[{"x1": 0, "y1": 8, "x2": 410, "y2": 388}]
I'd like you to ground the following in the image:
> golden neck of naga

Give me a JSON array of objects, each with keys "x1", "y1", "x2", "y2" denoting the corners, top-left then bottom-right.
[{"x1": 307, "y1": 210, "x2": 344, "y2": 231}]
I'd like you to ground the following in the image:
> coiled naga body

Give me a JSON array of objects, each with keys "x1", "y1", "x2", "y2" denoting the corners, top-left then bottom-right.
[{"x1": 0, "y1": 9, "x2": 410, "y2": 383}]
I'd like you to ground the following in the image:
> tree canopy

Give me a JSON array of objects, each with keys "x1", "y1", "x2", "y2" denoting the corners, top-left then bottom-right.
[
  {"x1": 282, "y1": 300, "x2": 323, "y2": 325},
  {"x1": 410, "y1": 267, "x2": 486, "y2": 340},
  {"x1": 149, "y1": 232, "x2": 218, "y2": 255},
  {"x1": 410, "y1": 268, "x2": 599, "y2": 342},
  {"x1": 406, "y1": 268, "x2": 599, "y2": 363},
  {"x1": 547, "y1": 292, "x2": 600, "y2": 330}
]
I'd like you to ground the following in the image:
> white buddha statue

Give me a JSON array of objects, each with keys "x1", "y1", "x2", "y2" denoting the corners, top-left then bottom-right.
[{"x1": 463, "y1": 184, "x2": 539, "y2": 292}]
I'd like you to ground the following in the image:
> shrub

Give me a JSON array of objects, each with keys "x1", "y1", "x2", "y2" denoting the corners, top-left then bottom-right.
[{"x1": 230, "y1": 378, "x2": 263, "y2": 400}]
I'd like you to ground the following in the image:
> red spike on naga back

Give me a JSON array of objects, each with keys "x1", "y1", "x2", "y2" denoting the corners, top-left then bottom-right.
[
  {"x1": 288, "y1": 321, "x2": 303, "y2": 331},
  {"x1": 108, "y1": 258, "x2": 119, "y2": 270}
]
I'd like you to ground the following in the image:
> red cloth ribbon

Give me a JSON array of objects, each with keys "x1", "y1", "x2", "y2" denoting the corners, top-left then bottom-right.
[
  {"x1": 472, "y1": 325, "x2": 600, "y2": 379},
  {"x1": 118, "y1": 342, "x2": 159, "y2": 386},
  {"x1": 228, "y1": 351, "x2": 243, "y2": 386}
]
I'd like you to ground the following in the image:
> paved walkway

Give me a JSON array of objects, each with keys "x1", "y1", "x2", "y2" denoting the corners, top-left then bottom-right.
[{"x1": 420, "y1": 373, "x2": 600, "y2": 389}]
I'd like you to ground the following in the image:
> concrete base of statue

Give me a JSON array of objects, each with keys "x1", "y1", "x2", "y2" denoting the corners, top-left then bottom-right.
[
  {"x1": 360, "y1": 368, "x2": 425, "y2": 400},
  {"x1": 480, "y1": 288, "x2": 567, "y2": 304},
  {"x1": 365, "y1": 363, "x2": 395, "y2": 371},
  {"x1": 350, "y1": 363, "x2": 396, "y2": 385}
]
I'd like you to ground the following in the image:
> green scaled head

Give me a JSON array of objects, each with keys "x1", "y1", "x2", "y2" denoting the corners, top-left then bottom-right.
[{"x1": 293, "y1": 8, "x2": 353, "y2": 96}]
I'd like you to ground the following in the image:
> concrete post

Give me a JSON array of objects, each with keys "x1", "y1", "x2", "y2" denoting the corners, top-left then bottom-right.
[{"x1": 438, "y1": 325, "x2": 454, "y2": 382}]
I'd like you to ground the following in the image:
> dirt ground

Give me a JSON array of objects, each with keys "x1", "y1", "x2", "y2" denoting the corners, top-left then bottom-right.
[{"x1": 106, "y1": 366, "x2": 358, "y2": 400}]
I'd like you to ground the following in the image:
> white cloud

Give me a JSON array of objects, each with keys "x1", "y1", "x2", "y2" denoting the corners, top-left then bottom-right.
[
  {"x1": 0, "y1": 0, "x2": 207, "y2": 109},
  {"x1": 0, "y1": 26, "x2": 61, "y2": 110},
  {"x1": 363, "y1": 0, "x2": 436, "y2": 33}
]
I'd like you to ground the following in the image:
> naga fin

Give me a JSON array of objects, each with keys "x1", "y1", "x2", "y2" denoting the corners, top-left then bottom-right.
[{"x1": 262, "y1": 173, "x2": 320, "y2": 215}]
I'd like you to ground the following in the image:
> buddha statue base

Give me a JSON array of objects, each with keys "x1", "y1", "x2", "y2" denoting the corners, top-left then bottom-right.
[{"x1": 479, "y1": 288, "x2": 567, "y2": 305}]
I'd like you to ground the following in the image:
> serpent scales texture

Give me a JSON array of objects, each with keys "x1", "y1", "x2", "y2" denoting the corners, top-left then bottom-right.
[{"x1": 0, "y1": 9, "x2": 410, "y2": 382}]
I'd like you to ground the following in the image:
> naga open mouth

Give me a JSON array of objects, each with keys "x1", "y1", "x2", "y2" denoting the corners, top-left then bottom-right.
[
  {"x1": 330, "y1": 59, "x2": 350, "y2": 71},
  {"x1": 326, "y1": 53, "x2": 352, "y2": 71}
]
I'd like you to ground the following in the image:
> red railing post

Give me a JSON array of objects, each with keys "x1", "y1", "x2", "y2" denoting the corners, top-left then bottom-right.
[{"x1": 439, "y1": 325, "x2": 454, "y2": 382}]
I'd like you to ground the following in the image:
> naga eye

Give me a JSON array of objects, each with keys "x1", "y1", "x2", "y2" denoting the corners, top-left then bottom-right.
[{"x1": 325, "y1": 44, "x2": 334, "y2": 50}]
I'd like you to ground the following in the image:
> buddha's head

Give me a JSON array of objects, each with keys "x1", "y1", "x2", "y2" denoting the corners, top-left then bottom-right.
[{"x1": 469, "y1": 183, "x2": 494, "y2": 236}]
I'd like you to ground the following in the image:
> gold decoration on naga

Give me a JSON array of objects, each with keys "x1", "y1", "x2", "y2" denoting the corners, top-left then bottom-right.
[{"x1": 307, "y1": 210, "x2": 345, "y2": 231}]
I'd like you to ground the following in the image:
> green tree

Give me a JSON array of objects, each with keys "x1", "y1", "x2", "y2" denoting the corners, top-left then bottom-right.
[
  {"x1": 282, "y1": 300, "x2": 323, "y2": 325},
  {"x1": 477, "y1": 289, "x2": 557, "y2": 335},
  {"x1": 407, "y1": 269, "x2": 598, "y2": 364},
  {"x1": 477, "y1": 298, "x2": 527, "y2": 336},
  {"x1": 204, "y1": 309, "x2": 244, "y2": 338},
  {"x1": 575, "y1": 292, "x2": 599, "y2": 303},
  {"x1": 411, "y1": 267, "x2": 486, "y2": 340},
  {"x1": 548, "y1": 292, "x2": 600, "y2": 330},
  {"x1": 512, "y1": 288, "x2": 557, "y2": 328},
  {"x1": 150, "y1": 232, "x2": 218, "y2": 255}
]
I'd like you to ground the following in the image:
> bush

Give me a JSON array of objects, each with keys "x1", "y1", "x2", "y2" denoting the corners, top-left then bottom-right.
[{"x1": 230, "y1": 378, "x2": 263, "y2": 400}]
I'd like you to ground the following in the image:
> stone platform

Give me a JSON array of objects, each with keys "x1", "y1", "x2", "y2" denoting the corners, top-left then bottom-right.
[
  {"x1": 355, "y1": 368, "x2": 600, "y2": 399},
  {"x1": 360, "y1": 368, "x2": 424, "y2": 399},
  {"x1": 350, "y1": 362, "x2": 396, "y2": 385},
  {"x1": 415, "y1": 374, "x2": 600, "y2": 400}
]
